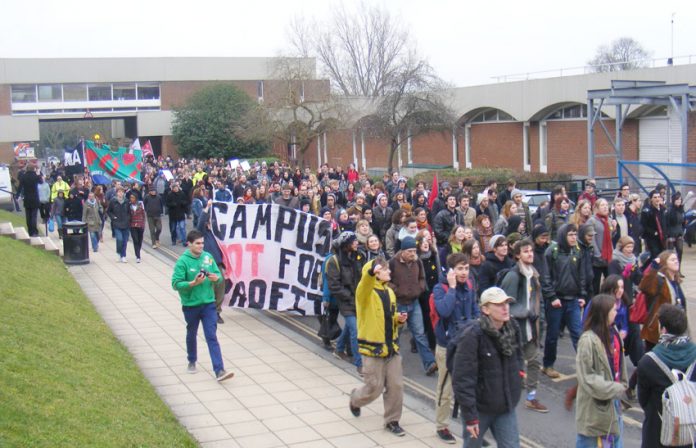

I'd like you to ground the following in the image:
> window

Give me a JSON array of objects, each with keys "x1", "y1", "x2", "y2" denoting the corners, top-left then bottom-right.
[
  {"x1": 136, "y1": 83, "x2": 159, "y2": 100},
  {"x1": 11, "y1": 85, "x2": 36, "y2": 103},
  {"x1": 37, "y1": 84, "x2": 62, "y2": 102},
  {"x1": 547, "y1": 104, "x2": 589, "y2": 120},
  {"x1": 257, "y1": 81, "x2": 264, "y2": 101},
  {"x1": 63, "y1": 84, "x2": 88, "y2": 101},
  {"x1": 88, "y1": 84, "x2": 112, "y2": 101},
  {"x1": 113, "y1": 83, "x2": 136, "y2": 100},
  {"x1": 471, "y1": 109, "x2": 514, "y2": 123}
]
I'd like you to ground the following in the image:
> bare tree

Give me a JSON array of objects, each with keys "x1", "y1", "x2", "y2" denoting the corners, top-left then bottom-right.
[
  {"x1": 287, "y1": 3, "x2": 454, "y2": 172},
  {"x1": 247, "y1": 57, "x2": 346, "y2": 167},
  {"x1": 289, "y1": 3, "x2": 410, "y2": 97},
  {"x1": 588, "y1": 37, "x2": 650, "y2": 72},
  {"x1": 374, "y1": 55, "x2": 455, "y2": 173}
]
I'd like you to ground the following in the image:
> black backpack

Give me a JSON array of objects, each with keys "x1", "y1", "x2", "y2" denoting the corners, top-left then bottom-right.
[{"x1": 442, "y1": 320, "x2": 476, "y2": 418}]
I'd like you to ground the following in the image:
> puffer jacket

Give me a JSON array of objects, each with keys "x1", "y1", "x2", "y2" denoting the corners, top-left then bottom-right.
[
  {"x1": 325, "y1": 244, "x2": 361, "y2": 317},
  {"x1": 452, "y1": 318, "x2": 523, "y2": 425},
  {"x1": 575, "y1": 330, "x2": 627, "y2": 437},
  {"x1": 432, "y1": 275, "x2": 479, "y2": 347},
  {"x1": 544, "y1": 224, "x2": 587, "y2": 301},
  {"x1": 356, "y1": 260, "x2": 403, "y2": 358},
  {"x1": 433, "y1": 208, "x2": 459, "y2": 246}
]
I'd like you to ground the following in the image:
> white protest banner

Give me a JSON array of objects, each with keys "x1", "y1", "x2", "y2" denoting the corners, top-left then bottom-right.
[
  {"x1": 240, "y1": 160, "x2": 251, "y2": 171},
  {"x1": 229, "y1": 159, "x2": 240, "y2": 170},
  {"x1": 211, "y1": 203, "x2": 332, "y2": 315},
  {"x1": 161, "y1": 169, "x2": 174, "y2": 181}
]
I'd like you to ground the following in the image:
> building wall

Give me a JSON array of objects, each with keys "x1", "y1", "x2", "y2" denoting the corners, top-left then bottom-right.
[
  {"x1": 470, "y1": 122, "x2": 524, "y2": 170},
  {"x1": 688, "y1": 111, "x2": 696, "y2": 164},
  {"x1": 0, "y1": 85, "x2": 10, "y2": 115},
  {"x1": 411, "y1": 131, "x2": 454, "y2": 166}
]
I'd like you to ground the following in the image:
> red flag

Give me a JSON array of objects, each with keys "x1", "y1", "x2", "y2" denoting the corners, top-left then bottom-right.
[
  {"x1": 428, "y1": 173, "x2": 438, "y2": 209},
  {"x1": 142, "y1": 139, "x2": 154, "y2": 157}
]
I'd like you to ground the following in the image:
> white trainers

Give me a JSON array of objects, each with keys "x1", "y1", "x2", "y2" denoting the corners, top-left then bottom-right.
[
  {"x1": 121, "y1": 257, "x2": 128, "y2": 263},
  {"x1": 136, "y1": 258, "x2": 141, "y2": 263}
]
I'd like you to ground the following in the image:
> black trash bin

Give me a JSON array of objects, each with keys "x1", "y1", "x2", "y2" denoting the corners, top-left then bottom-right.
[{"x1": 63, "y1": 221, "x2": 90, "y2": 265}]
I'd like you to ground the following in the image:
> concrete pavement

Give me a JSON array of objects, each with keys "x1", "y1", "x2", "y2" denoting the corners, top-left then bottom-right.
[{"x1": 67, "y1": 237, "x2": 454, "y2": 448}]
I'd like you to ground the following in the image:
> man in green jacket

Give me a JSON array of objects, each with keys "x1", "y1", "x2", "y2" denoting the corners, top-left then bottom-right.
[{"x1": 171, "y1": 229, "x2": 234, "y2": 382}]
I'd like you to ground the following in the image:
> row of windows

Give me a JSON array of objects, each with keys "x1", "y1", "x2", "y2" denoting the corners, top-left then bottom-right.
[
  {"x1": 13, "y1": 106, "x2": 160, "y2": 115},
  {"x1": 11, "y1": 83, "x2": 160, "y2": 103}
]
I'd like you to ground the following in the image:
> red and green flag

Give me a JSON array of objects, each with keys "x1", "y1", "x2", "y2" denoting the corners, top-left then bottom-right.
[{"x1": 85, "y1": 140, "x2": 142, "y2": 183}]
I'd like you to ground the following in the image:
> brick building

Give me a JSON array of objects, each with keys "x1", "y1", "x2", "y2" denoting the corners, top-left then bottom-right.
[{"x1": 1, "y1": 57, "x2": 694, "y2": 177}]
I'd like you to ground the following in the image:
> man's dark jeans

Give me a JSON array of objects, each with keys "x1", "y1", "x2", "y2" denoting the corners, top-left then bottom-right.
[
  {"x1": 182, "y1": 302, "x2": 224, "y2": 374},
  {"x1": 543, "y1": 297, "x2": 582, "y2": 368}
]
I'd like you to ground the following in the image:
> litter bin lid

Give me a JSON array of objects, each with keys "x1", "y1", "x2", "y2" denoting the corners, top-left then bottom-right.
[{"x1": 63, "y1": 220, "x2": 87, "y2": 228}]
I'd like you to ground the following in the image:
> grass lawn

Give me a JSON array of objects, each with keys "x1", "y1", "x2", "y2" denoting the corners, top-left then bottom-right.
[
  {"x1": 0, "y1": 236, "x2": 197, "y2": 447},
  {"x1": 0, "y1": 209, "x2": 27, "y2": 230}
]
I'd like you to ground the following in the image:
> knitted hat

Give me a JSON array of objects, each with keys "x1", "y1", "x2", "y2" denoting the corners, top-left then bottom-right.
[
  {"x1": 488, "y1": 234, "x2": 506, "y2": 251},
  {"x1": 336, "y1": 231, "x2": 357, "y2": 247},
  {"x1": 511, "y1": 188, "x2": 523, "y2": 199},
  {"x1": 401, "y1": 236, "x2": 417, "y2": 251}
]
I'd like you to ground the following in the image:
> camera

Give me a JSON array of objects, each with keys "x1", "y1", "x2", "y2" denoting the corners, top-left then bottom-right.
[{"x1": 199, "y1": 269, "x2": 209, "y2": 277}]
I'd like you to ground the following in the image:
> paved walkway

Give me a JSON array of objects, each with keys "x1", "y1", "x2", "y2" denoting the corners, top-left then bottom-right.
[{"x1": 68, "y1": 239, "x2": 448, "y2": 448}]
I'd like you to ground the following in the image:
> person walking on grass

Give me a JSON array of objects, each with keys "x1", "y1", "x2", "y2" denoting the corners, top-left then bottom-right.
[
  {"x1": 171, "y1": 230, "x2": 234, "y2": 382},
  {"x1": 349, "y1": 258, "x2": 409, "y2": 437}
]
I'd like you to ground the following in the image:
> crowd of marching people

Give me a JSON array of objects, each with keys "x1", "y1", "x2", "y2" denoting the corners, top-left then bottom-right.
[{"x1": 12, "y1": 155, "x2": 694, "y2": 447}]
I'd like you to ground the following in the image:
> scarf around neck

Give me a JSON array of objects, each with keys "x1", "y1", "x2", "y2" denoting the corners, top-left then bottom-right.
[
  {"x1": 659, "y1": 332, "x2": 691, "y2": 346},
  {"x1": 611, "y1": 248, "x2": 635, "y2": 268},
  {"x1": 479, "y1": 315, "x2": 517, "y2": 357},
  {"x1": 597, "y1": 214, "x2": 613, "y2": 262}
]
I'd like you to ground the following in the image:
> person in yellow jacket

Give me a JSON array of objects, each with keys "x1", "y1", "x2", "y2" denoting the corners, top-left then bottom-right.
[
  {"x1": 349, "y1": 258, "x2": 409, "y2": 437},
  {"x1": 50, "y1": 175, "x2": 70, "y2": 201},
  {"x1": 192, "y1": 166, "x2": 206, "y2": 186}
]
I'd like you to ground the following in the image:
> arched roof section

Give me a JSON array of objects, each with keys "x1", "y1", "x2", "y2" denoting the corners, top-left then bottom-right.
[
  {"x1": 456, "y1": 107, "x2": 516, "y2": 125},
  {"x1": 529, "y1": 101, "x2": 584, "y2": 121}
]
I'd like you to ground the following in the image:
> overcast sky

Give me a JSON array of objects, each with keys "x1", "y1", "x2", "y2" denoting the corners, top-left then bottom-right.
[{"x1": 2, "y1": 0, "x2": 695, "y2": 87}]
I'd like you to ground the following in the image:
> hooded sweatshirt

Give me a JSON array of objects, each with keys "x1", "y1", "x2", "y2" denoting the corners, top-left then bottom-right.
[
  {"x1": 544, "y1": 224, "x2": 587, "y2": 301},
  {"x1": 171, "y1": 249, "x2": 222, "y2": 307}
]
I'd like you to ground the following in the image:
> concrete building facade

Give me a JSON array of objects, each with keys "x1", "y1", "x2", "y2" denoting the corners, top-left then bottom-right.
[{"x1": 1, "y1": 57, "x2": 695, "y2": 178}]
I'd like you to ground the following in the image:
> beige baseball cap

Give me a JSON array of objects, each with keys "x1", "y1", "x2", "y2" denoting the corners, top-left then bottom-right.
[{"x1": 480, "y1": 287, "x2": 515, "y2": 306}]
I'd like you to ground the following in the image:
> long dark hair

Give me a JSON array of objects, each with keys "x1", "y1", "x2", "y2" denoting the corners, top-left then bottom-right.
[
  {"x1": 583, "y1": 294, "x2": 616, "y2": 353},
  {"x1": 599, "y1": 274, "x2": 629, "y2": 307}
]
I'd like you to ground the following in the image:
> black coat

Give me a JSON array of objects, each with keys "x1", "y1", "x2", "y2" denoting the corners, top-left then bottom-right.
[
  {"x1": 544, "y1": 226, "x2": 587, "y2": 301},
  {"x1": 477, "y1": 252, "x2": 514, "y2": 294},
  {"x1": 166, "y1": 190, "x2": 189, "y2": 221},
  {"x1": 641, "y1": 205, "x2": 667, "y2": 245},
  {"x1": 637, "y1": 343, "x2": 696, "y2": 448},
  {"x1": 19, "y1": 170, "x2": 42, "y2": 208},
  {"x1": 325, "y1": 249, "x2": 361, "y2": 317},
  {"x1": 106, "y1": 199, "x2": 130, "y2": 230},
  {"x1": 452, "y1": 319, "x2": 523, "y2": 423},
  {"x1": 666, "y1": 205, "x2": 685, "y2": 238}
]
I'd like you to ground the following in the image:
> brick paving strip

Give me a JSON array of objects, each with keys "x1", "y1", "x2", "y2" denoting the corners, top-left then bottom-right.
[{"x1": 68, "y1": 239, "x2": 447, "y2": 448}]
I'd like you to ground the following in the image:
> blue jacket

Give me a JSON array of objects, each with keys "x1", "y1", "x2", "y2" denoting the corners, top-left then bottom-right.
[{"x1": 433, "y1": 275, "x2": 479, "y2": 348}]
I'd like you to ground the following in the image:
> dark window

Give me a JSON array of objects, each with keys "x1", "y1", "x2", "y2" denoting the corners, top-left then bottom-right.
[
  {"x1": 11, "y1": 85, "x2": 36, "y2": 103},
  {"x1": 113, "y1": 83, "x2": 136, "y2": 100},
  {"x1": 136, "y1": 83, "x2": 159, "y2": 100},
  {"x1": 88, "y1": 84, "x2": 112, "y2": 101}
]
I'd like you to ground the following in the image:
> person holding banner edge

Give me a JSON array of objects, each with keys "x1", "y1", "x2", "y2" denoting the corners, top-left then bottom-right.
[{"x1": 171, "y1": 229, "x2": 234, "y2": 382}]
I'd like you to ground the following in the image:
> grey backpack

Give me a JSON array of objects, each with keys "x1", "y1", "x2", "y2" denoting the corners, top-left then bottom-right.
[{"x1": 647, "y1": 352, "x2": 696, "y2": 446}]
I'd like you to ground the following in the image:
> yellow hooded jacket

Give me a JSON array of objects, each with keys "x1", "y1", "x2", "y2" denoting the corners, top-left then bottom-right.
[{"x1": 356, "y1": 260, "x2": 403, "y2": 358}]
